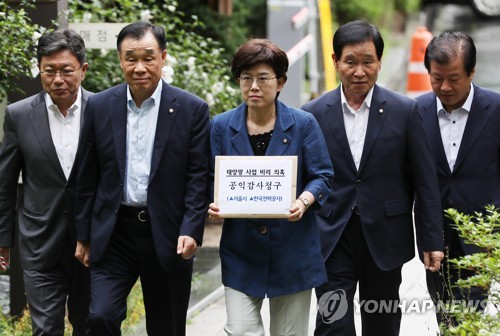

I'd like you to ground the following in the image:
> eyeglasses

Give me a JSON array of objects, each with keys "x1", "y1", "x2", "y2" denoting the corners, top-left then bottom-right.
[
  {"x1": 41, "y1": 67, "x2": 81, "y2": 78},
  {"x1": 239, "y1": 75, "x2": 277, "y2": 87}
]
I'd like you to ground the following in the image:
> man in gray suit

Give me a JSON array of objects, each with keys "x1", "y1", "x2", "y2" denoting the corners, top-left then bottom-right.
[{"x1": 0, "y1": 29, "x2": 91, "y2": 335}]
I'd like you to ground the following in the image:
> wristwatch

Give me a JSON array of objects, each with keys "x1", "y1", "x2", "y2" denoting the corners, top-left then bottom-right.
[{"x1": 299, "y1": 196, "x2": 310, "y2": 209}]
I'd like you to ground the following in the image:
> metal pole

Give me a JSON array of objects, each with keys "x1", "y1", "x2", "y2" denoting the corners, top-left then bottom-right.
[{"x1": 307, "y1": 0, "x2": 319, "y2": 97}]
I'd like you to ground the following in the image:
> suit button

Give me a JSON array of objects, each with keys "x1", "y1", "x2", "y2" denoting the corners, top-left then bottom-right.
[
  {"x1": 318, "y1": 193, "x2": 323, "y2": 199},
  {"x1": 356, "y1": 180, "x2": 362, "y2": 187},
  {"x1": 259, "y1": 225, "x2": 268, "y2": 235}
]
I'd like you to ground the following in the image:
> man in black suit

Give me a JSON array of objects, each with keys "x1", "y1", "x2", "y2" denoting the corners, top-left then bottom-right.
[
  {"x1": 415, "y1": 31, "x2": 500, "y2": 324},
  {"x1": 74, "y1": 22, "x2": 210, "y2": 335},
  {"x1": 301, "y1": 20, "x2": 444, "y2": 335},
  {"x1": 0, "y1": 29, "x2": 91, "y2": 335}
]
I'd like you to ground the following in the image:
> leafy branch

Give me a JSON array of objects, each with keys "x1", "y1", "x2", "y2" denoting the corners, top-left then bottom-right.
[{"x1": 0, "y1": 0, "x2": 40, "y2": 100}]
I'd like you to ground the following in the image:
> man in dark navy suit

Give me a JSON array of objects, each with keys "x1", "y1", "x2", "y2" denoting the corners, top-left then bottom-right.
[
  {"x1": 416, "y1": 31, "x2": 500, "y2": 325},
  {"x1": 74, "y1": 22, "x2": 210, "y2": 335},
  {"x1": 302, "y1": 20, "x2": 445, "y2": 336}
]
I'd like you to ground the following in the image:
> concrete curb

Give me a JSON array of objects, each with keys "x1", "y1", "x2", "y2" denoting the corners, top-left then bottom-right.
[{"x1": 187, "y1": 285, "x2": 224, "y2": 321}]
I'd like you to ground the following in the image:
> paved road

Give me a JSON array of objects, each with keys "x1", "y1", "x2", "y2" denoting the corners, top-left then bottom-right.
[{"x1": 185, "y1": 256, "x2": 440, "y2": 336}]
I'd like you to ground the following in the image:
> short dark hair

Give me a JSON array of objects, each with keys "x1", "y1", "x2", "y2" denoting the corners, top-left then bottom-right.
[
  {"x1": 333, "y1": 20, "x2": 384, "y2": 60},
  {"x1": 424, "y1": 31, "x2": 476, "y2": 76},
  {"x1": 37, "y1": 29, "x2": 86, "y2": 65},
  {"x1": 117, "y1": 21, "x2": 166, "y2": 53},
  {"x1": 230, "y1": 38, "x2": 288, "y2": 81}
]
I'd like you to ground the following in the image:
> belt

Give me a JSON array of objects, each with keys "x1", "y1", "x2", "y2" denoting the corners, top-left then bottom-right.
[{"x1": 119, "y1": 205, "x2": 149, "y2": 222}]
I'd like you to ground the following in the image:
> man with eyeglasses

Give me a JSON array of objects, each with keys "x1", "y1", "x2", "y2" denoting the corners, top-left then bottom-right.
[{"x1": 0, "y1": 29, "x2": 91, "y2": 335}]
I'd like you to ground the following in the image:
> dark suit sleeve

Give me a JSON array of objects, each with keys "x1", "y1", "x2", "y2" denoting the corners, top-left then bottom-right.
[
  {"x1": 300, "y1": 113, "x2": 333, "y2": 208},
  {"x1": 208, "y1": 115, "x2": 222, "y2": 202},
  {"x1": 179, "y1": 99, "x2": 210, "y2": 244},
  {"x1": 407, "y1": 100, "x2": 444, "y2": 253},
  {"x1": 0, "y1": 107, "x2": 22, "y2": 247},
  {"x1": 74, "y1": 97, "x2": 99, "y2": 241}
]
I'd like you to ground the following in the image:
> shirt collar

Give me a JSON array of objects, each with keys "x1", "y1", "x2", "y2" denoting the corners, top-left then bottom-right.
[
  {"x1": 46, "y1": 88, "x2": 82, "y2": 117},
  {"x1": 127, "y1": 80, "x2": 163, "y2": 111},
  {"x1": 436, "y1": 83, "x2": 474, "y2": 115},
  {"x1": 340, "y1": 84, "x2": 374, "y2": 112}
]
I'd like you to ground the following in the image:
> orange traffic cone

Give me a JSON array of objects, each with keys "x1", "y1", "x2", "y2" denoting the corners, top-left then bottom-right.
[{"x1": 406, "y1": 26, "x2": 433, "y2": 98}]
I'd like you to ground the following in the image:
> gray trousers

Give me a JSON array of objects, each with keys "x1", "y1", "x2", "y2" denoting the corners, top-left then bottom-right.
[
  {"x1": 23, "y1": 252, "x2": 90, "y2": 336},
  {"x1": 224, "y1": 286, "x2": 312, "y2": 336}
]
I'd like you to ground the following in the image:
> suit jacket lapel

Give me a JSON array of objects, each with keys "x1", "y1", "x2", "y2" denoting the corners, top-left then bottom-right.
[
  {"x1": 111, "y1": 85, "x2": 128, "y2": 180},
  {"x1": 265, "y1": 101, "x2": 292, "y2": 156},
  {"x1": 68, "y1": 88, "x2": 92, "y2": 184},
  {"x1": 229, "y1": 104, "x2": 254, "y2": 156},
  {"x1": 79, "y1": 88, "x2": 90, "y2": 128},
  {"x1": 228, "y1": 102, "x2": 294, "y2": 156},
  {"x1": 454, "y1": 85, "x2": 490, "y2": 172},
  {"x1": 358, "y1": 85, "x2": 386, "y2": 175},
  {"x1": 149, "y1": 82, "x2": 179, "y2": 181},
  {"x1": 28, "y1": 92, "x2": 66, "y2": 181},
  {"x1": 421, "y1": 96, "x2": 451, "y2": 175},
  {"x1": 325, "y1": 89, "x2": 358, "y2": 173}
]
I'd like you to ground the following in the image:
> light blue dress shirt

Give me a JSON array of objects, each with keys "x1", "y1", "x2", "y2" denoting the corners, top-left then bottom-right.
[{"x1": 123, "y1": 82, "x2": 162, "y2": 206}]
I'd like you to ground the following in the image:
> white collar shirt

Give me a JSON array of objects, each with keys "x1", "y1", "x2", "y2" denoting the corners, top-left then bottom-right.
[
  {"x1": 45, "y1": 88, "x2": 82, "y2": 180},
  {"x1": 437, "y1": 83, "x2": 474, "y2": 172},
  {"x1": 340, "y1": 85, "x2": 374, "y2": 170},
  {"x1": 123, "y1": 81, "x2": 162, "y2": 206}
]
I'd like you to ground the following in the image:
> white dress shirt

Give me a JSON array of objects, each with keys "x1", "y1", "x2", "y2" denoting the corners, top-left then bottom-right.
[
  {"x1": 123, "y1": 82, "x2": 162, "y2": 206},
  {"x1": 437, "y1": 84, "x2": 474, "y2": 172},
  {"x1": 45, "y1": 89, "x2": 82, "y2": 180},
  {"x1": 341, "y1": 85, "x2": 374, "y2": 170}
]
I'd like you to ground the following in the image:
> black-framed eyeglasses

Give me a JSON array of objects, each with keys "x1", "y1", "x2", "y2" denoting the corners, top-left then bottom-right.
[
  {"x1": 239, "y1": 76, "x2": 277, "y2": 87},
  {"x1": 40, "y1": 67, "x2": 82, "y2": 78}
]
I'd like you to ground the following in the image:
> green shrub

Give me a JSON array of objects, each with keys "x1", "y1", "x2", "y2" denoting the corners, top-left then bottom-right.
[
  {"x1": 0, "y1": 0, "x2": 40, "y2": 100},
  {"x1": 69, "y1": 0, "x2": 239, "y2": 116},
  {"x1": 0, "y1": 308, "x2": 32, "y2": 336},
  {"x1": 176, "y1": 0, "x2": 266, "y2": 63},
  {"x1": 440, "y1": 205, "x2": 500, "y2": 335},
  {"x1": 331, "y1": 0, "x2": 420, "y2": 26},
  {"x1": 0, "y1": 280, "x2": 144, "y2": 335}
]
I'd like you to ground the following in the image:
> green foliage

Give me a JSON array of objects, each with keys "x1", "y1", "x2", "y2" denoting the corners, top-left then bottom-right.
[
  {"x1": 69, "y1": 0, "x2": 239, "y2": 116},
  {"x1": 440, "y1": 206, "x2": 500, "y2": 335},
  {"x1": 176, "y1": 0, "x2": 266, "y2": 62},
  {"x1": 0, "y1": 308, "x2": 34, "y2": 336},
  {"x1": 331, "y1": 0, "x2": 420, "y2": 26},
  {"x1": 0, "y1": 0, "x2": 40, "y2": 100},
  {"x1": 121, "y1": 280, "x2": 145, "y2": 334},
  {"x1": 0, "y1": 280, "x2": 144, "y2": 335}
]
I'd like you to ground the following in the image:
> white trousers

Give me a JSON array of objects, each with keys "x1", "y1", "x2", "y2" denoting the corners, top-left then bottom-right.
[{"x1": 224, "y1": 286, "x2": 312, "y2": 336}]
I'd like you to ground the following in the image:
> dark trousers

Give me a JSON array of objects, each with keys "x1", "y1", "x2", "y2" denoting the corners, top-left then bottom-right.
[
  {"x1": 426, "y1": 228, "x2": 488, "y2": 327},
  {"x1": 23, "y1": 242, "x2": 90, "y2": 336},
  {"x1": 85, "y1": 207, "x2": 192, "y2": 336},
  {"x1": 315, "y1": 213, "x2": 402, "y2": 336}
]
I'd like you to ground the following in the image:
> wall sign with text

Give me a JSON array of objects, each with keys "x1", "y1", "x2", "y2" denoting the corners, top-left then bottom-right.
[{"x1": 214, "y1": 156, "x2": 298, "y2": 218}]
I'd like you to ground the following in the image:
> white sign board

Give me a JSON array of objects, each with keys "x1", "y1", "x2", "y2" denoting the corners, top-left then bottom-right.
[
  {"x1": 214, "y1": 156, "x2": 297, "y2": 218},
  {"x1": 68, "y1": 23, "x2": 128, "y2": 49}
]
